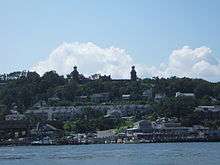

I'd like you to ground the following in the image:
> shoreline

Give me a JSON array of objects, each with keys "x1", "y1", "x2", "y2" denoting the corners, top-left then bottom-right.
[{"x1": 1, "y1": 138, "x2": 220, "y2": 147}]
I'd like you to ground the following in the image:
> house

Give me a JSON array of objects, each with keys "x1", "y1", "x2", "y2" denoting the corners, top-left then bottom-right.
[
  {"x1": 90, "y1": 92, "x2": 110, "y2": 103},
  {"x1": 153, "y1": 117, "x2": 180, "y2": 128},
  {"x1": 75, "y1": 96, "x2": 88, "y2": 102},
  {"x1": 5, "y1": 110, "x2": 25, "y2": 121},
  {"x1": 175, "y1": 92, "x2": 195, "y2": 98},
  {"x1": 154, "y1": 93, "x2": 166, "y2": 102},
  {"x1": 122, "y1": 94, "x2": 130, "y2": 100}
]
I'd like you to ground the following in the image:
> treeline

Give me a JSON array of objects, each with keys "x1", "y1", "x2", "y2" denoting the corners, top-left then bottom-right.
[
  {"x1": 152, "y1": 76, "x2": 220, "y2": 99},
  {"x1": 0, "y1": 71, "x2": 220, "y2": 123},
  {"x1": 0, "y1": 71, "x2": 146, "y2": 111}
]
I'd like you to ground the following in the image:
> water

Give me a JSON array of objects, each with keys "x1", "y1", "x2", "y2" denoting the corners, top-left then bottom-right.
[{"x1": 0, "y1": 143, "x2": 219, "y2": 165}]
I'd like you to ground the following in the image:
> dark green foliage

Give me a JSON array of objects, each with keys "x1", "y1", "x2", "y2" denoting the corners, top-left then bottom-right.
[
  {"x1": 0, "y1": 70, "x2": 220, "y2": 129},
  {"x1": 63, "y1": 107, "x2": 123, "y2": 133},
  {"x1": 0, "y1": 105, "x2": 9, "y2": 121}
]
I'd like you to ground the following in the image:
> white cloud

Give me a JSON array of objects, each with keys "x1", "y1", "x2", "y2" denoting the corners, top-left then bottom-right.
[
  {"x1": 158, "y1": 46, "x2": 220, "y2": 81},
  {"x1": 32, "y1": 42, "x2": 136, "y2": 79},
  {"x1": 31, "y1": 42, "x2": 220, "y2": 81}
]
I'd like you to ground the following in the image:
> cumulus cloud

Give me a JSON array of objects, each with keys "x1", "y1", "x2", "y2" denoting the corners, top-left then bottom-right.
[
  {"x1": 158, "y1": 46, "x2": 220, "y2": 81},
  {"x1": 32, "y1": 42, "x2": 137, "y2": 79},
  {"x1": 31, "y1": 42, "x2": 220, "y2": 81}
]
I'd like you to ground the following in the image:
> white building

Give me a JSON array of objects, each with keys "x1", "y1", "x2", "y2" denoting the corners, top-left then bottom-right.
[
  {"x1": 122, "y1": 94, "x2": 130, "y2": 100},
  {"x1": 175, "y1": 92, "x2": 195, "y2": 98}
]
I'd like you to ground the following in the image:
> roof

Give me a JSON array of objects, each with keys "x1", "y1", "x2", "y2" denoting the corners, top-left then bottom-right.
[
  {"x1": 195, "y1": 105, "x2": 220, "y2": 112},
  {"x1": 26, "y1": 106, "x2": 78, "y2": 114},
  {"x1": 91, "y1": 93, "x2": 109, "y2": 98},
  {"x1": 176, "y1": 92, "x2": 195, "y2": 97},
  {"x1": 122, "y1": 94, "x2": 130, "y2": 97}
]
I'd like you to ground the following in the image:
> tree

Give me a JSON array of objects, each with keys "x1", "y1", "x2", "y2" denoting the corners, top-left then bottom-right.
[
  {"x1": 40, "y1": 71, "x2": 65, "y2": 92},
  {"x1": 0, "y1": 105, "x2": 8, "y2": 121},
  {"x1": 62, "y1": 80, "x2": 79, "y2": 101},
  {"x1": 26, "y1": 71, "x2": 40, "y2": 83},
  {"x1": 194, "y1": 83, "x2": 213, "y2": 99}
]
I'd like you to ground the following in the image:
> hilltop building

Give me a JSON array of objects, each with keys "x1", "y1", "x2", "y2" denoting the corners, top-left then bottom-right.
[
  {"x1": 130, "y1": 66, "x2": 137, "y2": 81},
  {"x1": 68, "y1": 65, "x2": 138, "y2": 84},
  {"x1": 69, "y1": 66, "x2": 79, "y2": 82}
]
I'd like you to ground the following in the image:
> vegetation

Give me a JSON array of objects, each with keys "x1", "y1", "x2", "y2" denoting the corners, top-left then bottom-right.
[{"x1": 0, "y1": 70, "x2": 220, "y2": 131}]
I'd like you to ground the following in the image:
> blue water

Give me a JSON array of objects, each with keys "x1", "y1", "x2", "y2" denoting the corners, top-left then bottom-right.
[{"x1": 0, "y1": 143, "x2": 219, "y2": 165}]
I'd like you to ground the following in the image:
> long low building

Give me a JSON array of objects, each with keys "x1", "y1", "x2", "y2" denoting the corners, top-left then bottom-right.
[
  {"x1": 25, "y1": 104, "x2": 153, "y2": 122},
  {"x1": 25, "y1": 106, "x2": 80, "y2": 121}
]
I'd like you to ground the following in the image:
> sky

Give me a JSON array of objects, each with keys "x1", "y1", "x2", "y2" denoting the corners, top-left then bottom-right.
[{"x1": 1, "y1": 0, "x2": 220, "y2": 81}]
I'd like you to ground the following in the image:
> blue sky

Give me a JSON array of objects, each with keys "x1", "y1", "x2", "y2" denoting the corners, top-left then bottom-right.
[{"x1": 1, "y1": 0, "x2": 220, "y2": 81}]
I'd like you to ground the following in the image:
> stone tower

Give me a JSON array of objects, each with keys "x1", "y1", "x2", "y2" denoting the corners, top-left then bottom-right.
[
  {"x1": 70, "y1": 66, "x2": 79, "y2": 82},
  {"x1": 130, "y1": 66, "x2": 137, "y2": 81}
]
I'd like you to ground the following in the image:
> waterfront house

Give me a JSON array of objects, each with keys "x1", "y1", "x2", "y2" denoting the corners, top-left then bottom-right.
[{"x1": 126, "y1": 117, "x2": 201, "y2": 142}]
